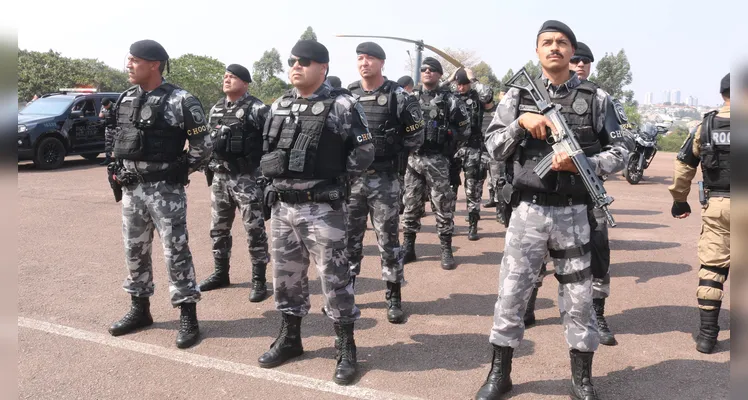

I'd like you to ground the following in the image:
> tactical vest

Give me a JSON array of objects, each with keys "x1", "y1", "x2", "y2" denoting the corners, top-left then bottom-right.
[
  {"x1": 209, "y1": 95, "x2": 263, "y2": 171},
  {"x1": 113, "y1": 83, "x2": 186, "y2": 162},
  {"x1": 349, "y1": 80, "x2": 402, "y2": 163},
  {"x1": 263, "y1": 89, "x2": 346, "y2": 180},
  {"x1": 512, "y1": 80, "x2": 600, "y2": 195},
  {"x1": 458, "y1": 90, "x2": 483, "y2": 147},
  {"x1": 416, "y1": 88, "x2": 450, "y2": 153},
  {"x1": 700, "y1": 111, "x2": 730, "y2": 191}
]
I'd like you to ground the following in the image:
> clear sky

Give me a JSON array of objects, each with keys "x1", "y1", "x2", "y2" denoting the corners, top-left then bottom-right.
[{"x1": 10, "y1": 0, "x2": 743, "y2": 106}]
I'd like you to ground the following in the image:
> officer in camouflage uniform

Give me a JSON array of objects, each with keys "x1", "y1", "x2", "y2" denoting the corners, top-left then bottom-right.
[
  {"x1": 257, "y1": 40, "x2": 374, "y2": 386},
  {"x1": 669, "y1": 73, "x2": 731, "y2": 354},
  {"x1": 475, "y1": 22, "x2": 628, "y2": 400},
  {"x1": 482, "y1": 103, "x2": 511, "y2": 224},
  {"x1": 198, "y1": 64, "x2": 270, "y2": 303},
  {"x1": 346, "y1": 42, "x2": 424, "y2": 324},
  {"x1": 401, "y1": 57, "x2": 470, "y2": 270},
  {"x1": 98, "y1": 98, "x2": 116, "y2": 165},
  {"x1": 108, "y1": 40, "x2": 213, "y2": 350}
]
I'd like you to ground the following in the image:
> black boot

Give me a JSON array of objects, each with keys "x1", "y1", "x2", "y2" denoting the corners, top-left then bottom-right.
[
  {"x1": 484, "y1": 189, "x2": 497, "y2": 208},
  {"x1": 175, "y1": 302, "x2": 200, "y2": 349},
  {"x1": 258, "y1": 313, "x2": 304, "y2": 368},
  {"x1": 569, "y1": 350, "x2": 598, "y2": 400},
  {"x1": 199, "y1": 258, "x2": 231, "y2": 292},
  {"x1": 524, "y1": 287, "x2": 538, "y2": 327},
  {"x1": 696, "y1": 307, "x2": 721, "y2": 354},
  {"x1": 99, "y1": 154, "x2": 112, "y2": 165},
  {"x1": 249, "y1": 262, "x2": 268, "y2": 303},
  {"x1": 386, "y1": 281, "x2": 405, "y2": 324},
  {"x1": 109, "y1": 296, "x2": 153, "y2": 336},
  {"x1": 333, "y1": 322, "x2": 358, "y2": 385},
  {"x1": 439, "y1": 234, "x2": 457, "y2": 270},
  {"x1": 402, "y1": 232, "x2": 417, "y2": 264},
  {"x1": 475, "y1": 345, "x2": 513, "y2": 400},
  {"x1": 592, "y1": 298, "x2": 618, "y2": 346},
  {"x1": 468, "y1": 212, "x2": 480, "y2": 241}
]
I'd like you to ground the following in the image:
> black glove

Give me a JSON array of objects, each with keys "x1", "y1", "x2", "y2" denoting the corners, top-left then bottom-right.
[{"x1": 671, "y1": 201, "x2": 691, "y2": 217}]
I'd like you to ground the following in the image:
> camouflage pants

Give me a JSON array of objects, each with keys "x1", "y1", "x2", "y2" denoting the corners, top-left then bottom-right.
[
  {"x1": 104, "y1": 127, "x2": 114, "y2": 155},
  {"x1": 460, "y1": 147, "x2": 485, "y2": 214},
  {"x1": 271, "y1": 200, "x2": 360, "y2": 323},
  {"x1": 121, "y1": 181, "x2": 200, "y2": 306},
  {"x1": 402, "y1": 153, "x2": 456, "y2": 236},
  {"x1": 346, "y1": 171, "x2": 404, "y2": 283},
  {"x1": 210, "y1": 170, "x2": 269, "y2": 267},
  {"x1": 487, "y1": 160, "x2": 505, "y2": 193},
  {"x1": 490, "y1": 202, "x2": 599, "y2": 352}
]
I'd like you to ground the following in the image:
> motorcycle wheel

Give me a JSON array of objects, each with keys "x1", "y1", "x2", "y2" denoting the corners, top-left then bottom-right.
[{"x1": 625, "y1": 153, "x2": 643, "y2": 184}]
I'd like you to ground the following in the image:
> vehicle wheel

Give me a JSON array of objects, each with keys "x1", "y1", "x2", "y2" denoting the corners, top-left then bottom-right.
[
  {"x1": 81, "y1": 153, "x2": 100, "y2": 161},
  {"x1": 33, "y1": 137, "x2": 66, "y2": 170},
  {"x1": 624, "y1": 154, "x2": 643, "y2": 185}
]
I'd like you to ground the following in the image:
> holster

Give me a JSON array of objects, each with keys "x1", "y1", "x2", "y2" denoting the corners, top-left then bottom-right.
[
  {"x1": 263, "y1": 185, "x2": 276, "y2": 221},
  {"x1": 106, "y1": 162, "x2": 123, "y2": 203},
  {"x1": 205, "y1": 168, "x2": 214, "y2": 187}
]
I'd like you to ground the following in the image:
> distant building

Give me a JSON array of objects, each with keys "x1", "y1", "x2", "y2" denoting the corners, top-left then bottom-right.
[
  {"x1": 674, "y1": 90, "x2": 681, "y2": 104},
  {"x1": 662, "y1": 90, "x2": 671, "y2": 104},
  {"x1": 645, "y1": 92, "x2": 653, "y2": 105}
]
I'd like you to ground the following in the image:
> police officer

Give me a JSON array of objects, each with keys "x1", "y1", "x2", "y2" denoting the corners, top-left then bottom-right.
[
  {"x1": 198, "y1": 64, "x2": 270, "y2": 303},
  {"x1": 328, "y1": 75, "x2": 342, "y2": 89},
  {"x1": 108, "y1": 40, "x2": 213, "y2": 349},
  {"x1": 482, "y1": 102, "x2": 512, "y2": 225},
  {"x1": 669, "y1": 73, "x2": 730, "y2": 354},
  {"x1": 99, "y1": 98, "x2": 116, "y2": 165},
  {"x1": 346, "y1": 42, "x2": 424, "y2": 324},
  {"x1": 257, "y1": 40, "x2": 374, "y2": 385},
  {"x1": 401, "y1": 57, "x2": 470, "y2": 270},
  {"x1": 475, "y1": 21, "x2": 628, "y2": 400},
  {"x1": 397, "y1": 75, "x2": 415, "y2": 94},
  {"x1": 447, "y1": 68, "x2": 494, "y2": 240}
]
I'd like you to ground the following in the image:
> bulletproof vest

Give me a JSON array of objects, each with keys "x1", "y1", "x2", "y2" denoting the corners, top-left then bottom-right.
[
  {"x1": 458, "y1": 89, "x2": 483, "y2": 147},
  {"x1": 209, "y1": 95, "x2": 263, "y2": 170},
  {"x1": 101, "y1": 107, "x2": 116, "y2": 127},
  {"x1": 512, "y1": 80, "x2": 600, "y2": 195},
  {"x1": 482, "y1": 105, "x2": 496, "y2": 133},
  {"x1": 264, "y1": 90, "x2": 346, "y2": 180},
  {"x1": 113, "y1": 83, "x2": 186, "y2": 162},
  {"x1": 348, "y1": 80, "x2": 402, "y2": 161},
  {"x1": 700, "y1": 111, "x2": 730, "y2": 191},
  {"x1": 415, "y1": 88, "x2": 450, "y2": 153}
]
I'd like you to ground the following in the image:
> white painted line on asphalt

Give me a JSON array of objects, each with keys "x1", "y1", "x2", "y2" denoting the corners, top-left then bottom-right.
[{"x1": 18, "y1": 317, "x2": 424, "y2": 400}]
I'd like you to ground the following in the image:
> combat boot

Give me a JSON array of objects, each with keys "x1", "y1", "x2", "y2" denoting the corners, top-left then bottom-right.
[
  {"x1": 696, "y1": 307, "x2": 721, "y2": 354},
  {"x1": 249, "y1": 262, "x2": 268, "y2": 303},
  {"x1": 385, "y1": 281, "x2": 405, "y2": 324},
  {"x1": 468, "y1": 211, "x2": 480, "y2": 241},
  {"x1": 333, "y1": 322, "x2": 358, "y2": 385},
  {"x1": 569, "y1": 350, "x2": 598, "y2": 400},
  {"x1": 439, "y1": 234, "x2": 457, "y2": 270},
  {"x1": 99, "y1": 154, "x2": 112, "y2": 166},
  {"x1": 199, "y1": 258, "x2": 231, "y2": 292},
  {"x1": 592, "y1": 298, "x2": 618, "y2": 346},
  {"x1": 524, "y1": 287, "x2": 538, "y2": 327},
  {"x1": 475, "y1": 345, "x2": 513, "y2": 400},
  {"x1": 484, "y1": 189, "x2": 497, "y2": 208},
  {"x1": 175, "y1": 302, "x2": 200, "y2": 349},
  {"x1": 109, "y1": 296, "x2": 153, "y2": 336},
  {"x1": 258, "y1": 313, "x2": 304, "y2": 368},
  {"x1": 402, "y1": 232, "x2": 417, "y2": 264}
]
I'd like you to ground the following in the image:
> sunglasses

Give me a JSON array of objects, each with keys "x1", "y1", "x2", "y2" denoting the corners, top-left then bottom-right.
[
  {"x1": 287, "y1": 57, "x2": 312, "y2": 67},
  {"x1": 420, "y1": 67, "x2": 438, "y2": 73},
  {"x1": 570, "y1": 57, "x2": 592, "y2": 65}
]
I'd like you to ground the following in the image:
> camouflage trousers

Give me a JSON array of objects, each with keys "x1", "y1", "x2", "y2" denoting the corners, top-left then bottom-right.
[
  {"x1": 210, "y1": 170, "x2": 269, "y2": 267},
  {"x1": 402, "y1": 153, "x2": 456, "y2": 236},
  {"x1": 486, "y1": 160, "x2": 505, "y2": 194},
  {"x1": 104, "y1": 127, "x2": 114, "y2": 155},
  {"x1": 490, "y1": 201, "x2": 599, "y2": 352},
  {"x1": 271, "y1": 200, "x2": 360, "y2": 323},
  {"x1": 121, "y1": 181, "x2": 200, "y2": 306},
  {"x1": 346, "y1": 170, "x2": 404, "y2": 283},
  {"x1": 459, "y1": 147, "x2": 486, "y2": 214}
]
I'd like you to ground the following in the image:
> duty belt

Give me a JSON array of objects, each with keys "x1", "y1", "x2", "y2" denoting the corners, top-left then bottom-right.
[
  {"x1": 118, "y1": 169, "x2": 182, "y2": 186},
  {"x1": 514, "y1": 191, "x2": 590, "y2": 207},
  {"x1": 277, "y1": 186, "x2": 346, "y2": 204},
  {"x1": 414, "y1": 148, "x2": 442, "y2": 156}
]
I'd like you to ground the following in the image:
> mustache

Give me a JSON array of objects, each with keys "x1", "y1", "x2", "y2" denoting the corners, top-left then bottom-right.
[{"x1": 547, "y1": 51, "x2": 563, "y2": 59}]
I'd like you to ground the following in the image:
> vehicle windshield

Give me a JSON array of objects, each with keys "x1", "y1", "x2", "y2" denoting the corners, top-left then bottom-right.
[
  {"x1": 19, "y1": 97, "x2": 74, "y2": 116},
  {"x1": 640, "y1": 122, "x2": 657, "y2": 138}
]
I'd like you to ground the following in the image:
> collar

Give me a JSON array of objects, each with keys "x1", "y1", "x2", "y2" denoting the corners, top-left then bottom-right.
[
  {"x1": 225, "y1": 92, "x2": 250, "y2": 108},
  {"x1": 541, "y1": 71, "x2": 580, "y2": 97},
  {"x1": 292, "y1": 81, "x2": 332, "y2": 100}
]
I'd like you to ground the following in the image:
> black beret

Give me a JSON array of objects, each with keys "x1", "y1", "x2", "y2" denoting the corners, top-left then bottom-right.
[
  {"x1": 574, "y1": 42, "x2": 594, "y2": 62},
  {"x1": 356, "y1": 41, "x2": 386, "y2": 60},
  {"x1": 101, "y1": 98, "x2": 111, "y2": 106},
  {"x1": 455, "y1": 69, "x2": 471, "y2": 85},
  {"x1": 720, "y1": 73, "x2": 730, "y2": 95},
  {"x1": 226, "y1": 64, "x2": 251, "y2": 83},
  {"x1": 291, "y1": 40, "x2": 329, "y2": 63},
  {"x1": 537, "y1": 20, "x2": 577, "y2": 49},
  {"x1": 421, "y1": 57, "x2": 443, "y2": 75},
  {"x1": 327, "y1": 76, "x2": 342, "y2": 89},
  {"x1": 129, "y1": 39, "x2": 169, "y2": 61},
  {"x1": 397, "y1": 75, "x2": 414, "y2": 88}
]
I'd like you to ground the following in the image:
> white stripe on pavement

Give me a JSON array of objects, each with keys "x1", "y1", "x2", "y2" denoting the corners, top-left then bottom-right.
[{"x1": 18, "y1": 317, "x2": 424, "y2": 400}]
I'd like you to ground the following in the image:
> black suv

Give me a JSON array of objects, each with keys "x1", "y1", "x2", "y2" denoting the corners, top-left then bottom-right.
[{"x1": 18, "y1": 90, "x2": 121, "y2": 169}]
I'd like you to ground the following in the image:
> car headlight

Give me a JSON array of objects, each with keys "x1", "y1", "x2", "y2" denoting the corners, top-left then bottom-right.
[{"x1": 18, "y1": 125, "x2": 27, "y2": 133}]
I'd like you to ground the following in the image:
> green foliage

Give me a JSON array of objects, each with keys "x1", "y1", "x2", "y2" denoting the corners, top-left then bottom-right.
[
  {"x1": 249, "y1": 47, "x2": 291, "y2": 104},
  {"x1": 472, "y1": 61, "x2": 502, "y2": 101},
  {"x1": 657, "y1": 125, "x2": 689, "y2": 152},
  {"x1": 624, "y1": 103, "x2": 641, "y2": 126},
  {"x1": 252, "y1": 48, "x2": 284, "y2": 83},
  {"x1": 300, "y1": 26, "x2": 317, "y2": 41},
  {"x1": 499, "y1": 68, "x2": 514, "y2": 93},
  {"x1": 593, "y1": 50, "x2": 632, "y2": 101},
  {"x1": 167, "y1": 53, "x2": 226, "y2": 107}
]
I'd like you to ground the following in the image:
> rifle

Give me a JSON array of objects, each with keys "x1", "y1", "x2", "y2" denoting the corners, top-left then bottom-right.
[{"x1": 505, "y1": 67, "x2": 616, "y2": 227}]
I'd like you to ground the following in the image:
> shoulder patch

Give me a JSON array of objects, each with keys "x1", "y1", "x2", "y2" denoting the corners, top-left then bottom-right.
[
  {"x1": 613, "y1": 101, "x2": 628, "y2": 123},
  {"x1": 183, "y1": 95, "x2": 206, "y2": 124}
]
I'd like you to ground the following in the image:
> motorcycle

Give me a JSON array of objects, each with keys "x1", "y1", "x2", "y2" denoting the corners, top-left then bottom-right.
[{"x1": 623, "y1": 122, "x2": 666, "y2": 184}]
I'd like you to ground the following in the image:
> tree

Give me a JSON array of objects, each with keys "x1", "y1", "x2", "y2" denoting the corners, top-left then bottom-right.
[
  {"x1": 250, "y1": 48, "x2": 290, "y2": 104},
  {"x1": 472, "y1": 61, "x2": 502, "y2": 102},
  {"x1": 593, "y1": 49, "x2": 633, "y2": 102},
  {"x1": 499, "y1": 68, "x2": 514, "y2": 93},
  {"x1": 300, "y1": 26, "x2": 317, "y2": 41},
  {"x1": 168, "y1": 54, "x2": 226, "y2": 107}
]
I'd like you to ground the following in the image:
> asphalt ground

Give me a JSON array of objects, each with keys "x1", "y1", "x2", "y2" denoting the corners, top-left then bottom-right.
[{"x1": 18, "y1": 152, "x2": 729, "y2": 399}]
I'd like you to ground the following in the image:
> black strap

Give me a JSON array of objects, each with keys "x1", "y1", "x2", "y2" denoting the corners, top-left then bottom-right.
[
  {"x1": 701, "y1": 265, "x2": 729, "y2": 279},
  {"x1": 554, "y1": 267, "x2": 592, "y2": 284},
  {"x1": 697, "y1": 299, "x2": 722, "y2": 308},
  {"x1": 698, "y1": 279, "x2": 724, "y2": 291},
  {"x1": 549, "y1": 242, "x2": 592, "y2": 259},
  {"x1": 517, "y1": 191, "x2": 590, "y2": 207},
  {"x1": 277, "y1": 190, "x2": 315, "y2": 204}
]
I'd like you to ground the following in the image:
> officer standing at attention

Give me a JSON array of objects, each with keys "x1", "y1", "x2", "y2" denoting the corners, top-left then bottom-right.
[
  {"x1": 346, "y1": 42, "x2": 424, "y2": 324},
  {"x1": 328, "y1": 76, "x2": 342, "y2": 89},
  {"x1": 669, "y1": 73, "x2": 731, "y2": 354},
  {"x1": 99, "y1": 98, "x2": 116, "y2": 165},
  {"x1": 397, "y1": 75, "x2": 415, "y2": 94},
  {"x1": 475, "y1": 21, "x2": 628, "y2": 400},
  {"x1": 198, "y1": 64, "x2": 271, "y2": 303},
  {"x1": 108, "y1": 40, "x2": 213, "y2": 349},
  {"x1": 401, "y1": 57, "x2": 470, "y2": 270},
  {"x1": 257, "y1": 40, "x2": 375, "y2": 385}
]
